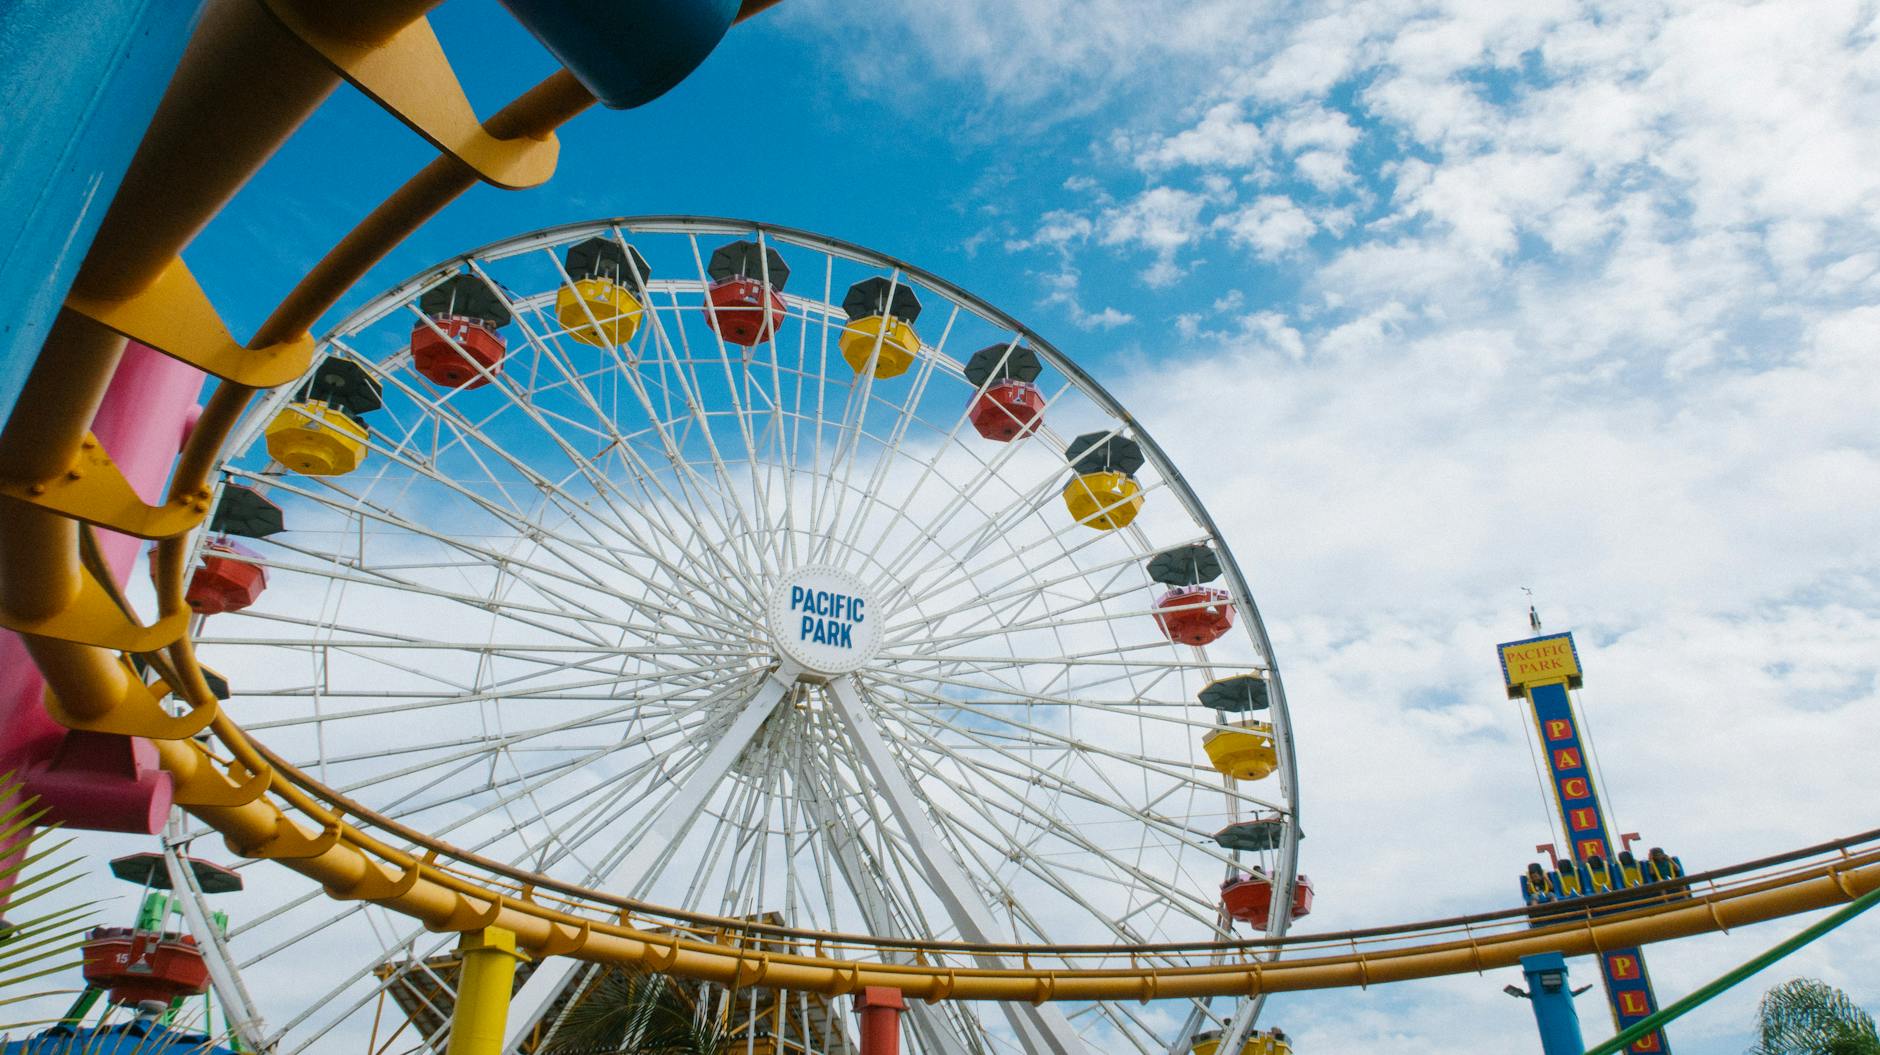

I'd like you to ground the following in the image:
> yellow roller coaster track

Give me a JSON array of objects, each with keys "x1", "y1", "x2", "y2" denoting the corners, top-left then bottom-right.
[{"x1": 2, "y1": 0, "x2": 1873, "y2": 1004}]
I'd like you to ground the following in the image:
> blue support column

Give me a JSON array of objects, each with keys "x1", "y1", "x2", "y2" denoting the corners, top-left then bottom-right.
[
  {"x1": 1522, "y1": 952, "x2": 1587, "y2": 1055},
  {"x1": 0, "y1": 0, "x2": 203, "y2": 431}
]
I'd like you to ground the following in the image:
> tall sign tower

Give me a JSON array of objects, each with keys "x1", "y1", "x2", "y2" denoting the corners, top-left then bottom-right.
[{"x1": 1500, "y1": 627, "x2": 1674, "y2": 1053}]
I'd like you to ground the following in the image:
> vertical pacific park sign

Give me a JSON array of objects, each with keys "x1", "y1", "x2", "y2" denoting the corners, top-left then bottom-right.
[
  {"x1": 1500, "y1": 631, "x2": 1671, "y2": 1053},
  {"x1": 767, "y1": 566, "x2": 885, "y2": 675}
]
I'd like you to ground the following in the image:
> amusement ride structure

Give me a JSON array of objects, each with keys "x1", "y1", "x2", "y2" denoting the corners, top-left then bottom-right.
[{"x1": 1, "y1": 3, "x2": 1877, "y2": 1054}]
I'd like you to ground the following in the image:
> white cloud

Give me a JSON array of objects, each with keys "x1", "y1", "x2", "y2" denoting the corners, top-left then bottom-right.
[
  {"x1": 1217, "y1": 195, "x2": 1318, "y2": 259},
  {"x1": 1133, "y1": 102, "x2": 1267, "y2": 172},
  {"x1": 1039, "y1": 264, "x2": 1138, "y2": 330},
  {"x1": 1097, "y1": 187, "x2": 1210, "y2": 286}
]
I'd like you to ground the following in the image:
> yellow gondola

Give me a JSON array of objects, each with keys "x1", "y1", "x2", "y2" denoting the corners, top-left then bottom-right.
[
  {"x1": 264, "y1": 400, "x2": 369, "y2": 477},
  {"x1": 1202, "y1": 719, "x2": 1278, "y2": 781},
  {"x1": 556, "y1": 276, "x2": 643, "y2": 348},
  {"x1": 1062, "y1": 470, "x2": 1143, "y2": 530},
  {"x1": 838, "y1": 313, "x2": 920, "y2": 378},
  {"x1": 1190, "y1": 1028, "x2": 1294, "y2": 1054}
]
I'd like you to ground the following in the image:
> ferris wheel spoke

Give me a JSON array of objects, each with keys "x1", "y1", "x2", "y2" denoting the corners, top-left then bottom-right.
[
  {"x1": 877, "y1": 723, "x2": 1221, "y2": 938},
  {"x1": 822, "y1": 677, "x2": 1088, "y2": 1055},
  {"x1": 201, "y1": 630, "x2": 759, "y2": 665},
  {"x1": 911, "y1": 475, "x2": 1176, "y2": 632},
  {"x1": 785, "y1": 744, "x2": 979, "y2": 1055},
  {"x1": 810, "y1": 707, "x2": 959, "y2": 953},
  {"x1": 260, "y1": 382, "x2": 760, "y2": 639},
  {"x1": 886, "y1": 574, "x2": 1146, "y2": 654},
  {"x1": 619, "y1": 263, "x2": 780, "y2": 593},
  {"x1": 239, "y1": 538, "x2": 737, "y2": 655},
  {"x1": 266, "y1": 460, "x2": 755, "y2": 643},
  {"x1": 881, "y1": 529, "x2": 1207, "y2": 639},
  {"x1": 325, "y1": 695, "x2": 691, "y2": 808},
  {"x1": 854, "y1": 373, "x2": 1082, "y2": 588},
  {"x1": 804, "y1": 272, "x2": 890, "y2": 565},
  {"x1": 679, "y1": 234, "x2": 790, "y2": 584},
  {"x1": 881, "y1": 705, "x2": 1247, "y2": 910},
  {"x1": 363, "y1": 308, "x2": 766, "y2": 624},
  {"x1": 243, "y1": 652, "x2": 751, "y2": 735},
  {"x1": 500, "y1": 666, "x2": 797, "y2": 1050},
  {"x1": 832, "y1": 301, "x2": 959, "y2": 561},
  {"x1": 887, "y1": 425, "x2": 1165, "y2": 611},
  {"x1": 860, "y1": 671, "x2": 1286, "y2": 816}
]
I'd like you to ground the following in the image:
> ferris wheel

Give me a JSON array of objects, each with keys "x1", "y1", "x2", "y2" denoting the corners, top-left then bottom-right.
[{"x1": 169, "y1": 216, "x2": 1304, "y2": 1055}]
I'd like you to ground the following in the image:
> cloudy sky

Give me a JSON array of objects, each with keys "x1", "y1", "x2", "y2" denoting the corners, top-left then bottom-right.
[{"x1": 47, "y1": 1, "x2": 1880, "y2": 1052}]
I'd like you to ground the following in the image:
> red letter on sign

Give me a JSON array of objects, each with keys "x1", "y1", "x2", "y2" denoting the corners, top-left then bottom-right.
[
  {"x1": 1562, "y1": 777, "x2": 1589, "y2": 798},
  {"x1": 1618, "y1": 991, "x2": 1649, "y2": 1016},
  {"x1": 1545, "y1": 719, "x2": 1572, "y2": 740},
  {"x1": 1632, "y1": 1036, "x2": 1662, "y2": 1052},
  {"x1": 1553, "y1": 747, "x2": 1582, "y2": 770},
  {"x1": 1570, "y1": 808, "x2": 1599, "y2": 831},
  {"x1": 1607, "y1": 954, "x2": 1639, "y2": 980}
]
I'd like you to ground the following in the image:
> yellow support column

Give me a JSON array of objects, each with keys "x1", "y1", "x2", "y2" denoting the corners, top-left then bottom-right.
[{"x1": 447, "y1": 927, "x2": 528, "y2": 1055}]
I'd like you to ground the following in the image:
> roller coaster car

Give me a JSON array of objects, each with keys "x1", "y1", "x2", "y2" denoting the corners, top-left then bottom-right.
[
  {"x1": 1583, "y1": 853, "x2": 1616, "y2": 894},
  {"x1": 1203, "y1": 720, "x2": 1278, "y2": 781},
  {"x1": 80, "y1": 927, "x2": 208, "y2": 1006},
  {"x1": 1642, "y1": 847, "x2": 1692, "y2": 900},
  {"x1": 1617, "y1": 849, "x2": 1645, "y2": 887},
  {"x1": 264, "y1": 400, "x2": 369, "y2": 477},
  {"x1": 1189, "y1": 1027, "x2": 1294, "y2": 1054},
  {"x1": 1154, "y1": 585, "x2": 1236, "y2": 645},
  {"x1": 183, "y1": 539, "x2": 267, "y2": 615}
]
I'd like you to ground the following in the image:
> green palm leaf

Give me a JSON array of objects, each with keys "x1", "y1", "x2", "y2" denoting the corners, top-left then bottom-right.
[
  {"x1": 1751, "y1": 978, "x2": 1880, "y2": 1055},
  {"x1": 0, "y1": 769, "x2": 98, "y2": 1032}
]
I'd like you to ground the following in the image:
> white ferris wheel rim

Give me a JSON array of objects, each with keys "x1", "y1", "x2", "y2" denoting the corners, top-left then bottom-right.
[{"x1": 177, "y1": 215, "x2": 1303, "y2": 1055}]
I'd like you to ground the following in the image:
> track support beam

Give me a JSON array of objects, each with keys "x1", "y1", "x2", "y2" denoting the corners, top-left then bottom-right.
[{"x1": 448, "y1": 927, "x2": 528, "y2": 1055}]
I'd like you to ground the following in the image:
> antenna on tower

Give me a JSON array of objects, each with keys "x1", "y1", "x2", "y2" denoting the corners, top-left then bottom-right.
[{"x1": 1522, "y1": 587, "x2": 1542, "y2": 635}]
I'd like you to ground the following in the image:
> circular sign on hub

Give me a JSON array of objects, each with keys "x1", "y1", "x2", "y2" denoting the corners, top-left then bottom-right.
[{"x1": 767, "y1": 566, "x2": 883, "y2": 675}]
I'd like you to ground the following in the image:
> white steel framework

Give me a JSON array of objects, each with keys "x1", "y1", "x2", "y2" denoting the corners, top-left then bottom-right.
[{"x1": 166, "y1": 217, "x2": 1303, "y2": 1055}]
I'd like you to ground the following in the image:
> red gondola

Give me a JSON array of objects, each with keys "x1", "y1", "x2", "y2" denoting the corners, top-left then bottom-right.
[
  {"x1": 411, "y1": 273, "x2": 513, "y2": 388},
  {"x1": 704, "y1": 241, "x2": 789, "y2": 347},
  {"x1": 964, "y1": 345, "x2": 1046, "y2": 442},
  {"x1": 80, "y1": 927, "x2": 209, "y2": 1006},
  {"x1": 184, "y1": 539, "x2": 267, "y2": 615},
  {"x1": 1221, "y1": 872, "x2": 1314, "y2": 924},
  {"x1": 969, "y1": 380, "x2": 1046, "y2": 441},
  {"x1": 1154, "y1": 584, "x2": 1236, "y2": 645},
  {"x1": 412, "y1": 315, "x2": 506, "y2": 388}
]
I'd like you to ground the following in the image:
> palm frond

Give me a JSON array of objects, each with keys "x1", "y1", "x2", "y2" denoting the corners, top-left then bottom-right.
[
  {"x1": 1751, "y1": 978, "x2": 1880, "y2": 1055},
  {"x1": 0, "y1": 770, "x2": 97, "y2": 1031}
]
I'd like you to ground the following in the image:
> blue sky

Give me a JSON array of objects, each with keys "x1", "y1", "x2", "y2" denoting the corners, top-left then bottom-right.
[{"x1": 154, "y1": 0, "x2": 1880, "y2": 1051}]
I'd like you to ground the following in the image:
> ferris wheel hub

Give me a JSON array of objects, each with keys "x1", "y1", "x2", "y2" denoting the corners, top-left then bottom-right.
[{"x1": 765, "y1": 565, "x2": 884, "y2": 676}]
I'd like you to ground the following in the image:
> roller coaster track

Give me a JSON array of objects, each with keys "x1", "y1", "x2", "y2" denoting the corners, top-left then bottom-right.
[{"x1": 1, "y1": 0, "x2": 1873, "y2": 1006}]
